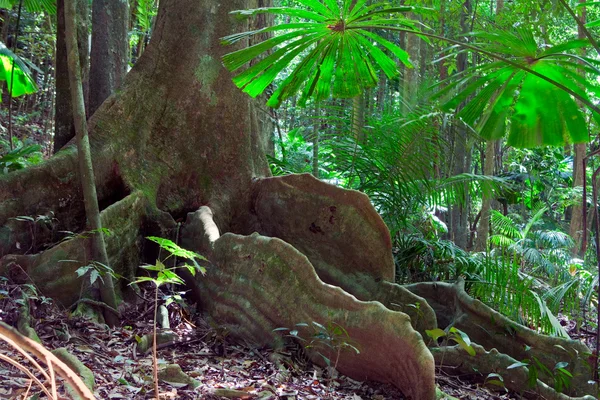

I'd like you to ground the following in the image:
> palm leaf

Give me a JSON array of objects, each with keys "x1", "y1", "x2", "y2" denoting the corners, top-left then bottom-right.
[
  {"x1": 490, "y1": 210, "x2": 521, "y2": 240},
  {"x1": 223, "y1": 0, "x2": 425, "y2": 107},
  {"x1": 0, "y1": 0, "x2": 56, "y2": 14},
  {"x1": 438, "y1": 28, "x2": 597, "y2": 147}
]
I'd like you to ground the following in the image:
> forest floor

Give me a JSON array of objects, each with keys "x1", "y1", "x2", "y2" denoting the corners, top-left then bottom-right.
[
  {"x1": 0, "y1": 279, "x2": 524, "y2": 400},
  {"x1": 1, "y1": 278, "x2": 586, "y2": 399}
]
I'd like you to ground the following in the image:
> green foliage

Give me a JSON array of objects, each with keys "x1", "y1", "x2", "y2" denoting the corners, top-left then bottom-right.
[
  {"x1": 274, "y1": 320, "x2": 360, "y2": 372},
  {"x1": 394, "y1": 234, "x2": 482, "y2": 283},
  {"x1": 223, "y1": 0, "x2": 420, "y2": 107},
  {"x1": 436, "y1": 27, "x2": 598, "y2": 147},
  {"x1": 0, "y1": 143, "x2": 43, "y2": 174},
  {"x1": 135, "y1": 237, "x2": 207, "y2": 287},
  {"x1": 75, "y1": 261, "x2": 121, "y2": 286},
  {"x1": 425, "y1": 326, "x2": 476, "y2": 356},
  {"x1": 269, "y1": 127, "x2": 315, "y2": 175},
  {"x1": 483, "y1": 373, "x2": 506, "y2": 390},
  {"x1": 129, "y1": 0, "x2": 157, "y2": 54},
  {"x1": 507, "y1": 357, "x2": 573, "y2": 393},
  {"x1": 0, "y1": 41, "x2": 39, "y2": 97},
  {"x1": 468, "y1": 253, "x2": 571, "y2": 337},
  {"x1": 0, "y1": 0, "x2": 56, "y2": 14}
]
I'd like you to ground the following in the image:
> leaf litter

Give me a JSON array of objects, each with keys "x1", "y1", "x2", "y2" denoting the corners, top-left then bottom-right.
[{"x1": 0, "y1": 279, "x2": 528, "y2": 399}]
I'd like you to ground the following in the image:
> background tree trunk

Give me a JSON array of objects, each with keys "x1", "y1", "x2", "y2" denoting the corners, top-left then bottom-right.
[
  {"x1": 54, "y1": 0, "x2": 89, "y2": 153},
  {"x1": 89, "y1": 0, "x2": 129, "y2": 116},
  {"x1": 569, "y1": 4, "x2": 588, "y2": 256},
  {"x1": 475, "y1": 139, "x2": 497, "y2": 251}
]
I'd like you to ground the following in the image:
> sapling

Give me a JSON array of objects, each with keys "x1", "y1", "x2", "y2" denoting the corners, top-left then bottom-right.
[
  {"x1": 132, "y1": 236, "x2": 206, "y2": 399},
  {"x1": 275, "y1": 320, "x2": 360, "y2": 397}
]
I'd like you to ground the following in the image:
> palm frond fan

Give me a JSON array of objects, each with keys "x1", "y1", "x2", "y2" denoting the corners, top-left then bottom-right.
[
  {"x1": 222, "y1": 0, "x2": 427, "y2": 107},
  {"x1": 434, "y1": 27, "x2": 599, "y2": 147}
]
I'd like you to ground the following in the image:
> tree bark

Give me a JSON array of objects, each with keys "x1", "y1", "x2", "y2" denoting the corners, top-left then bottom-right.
[
  {"x1": 571, "y1": 143, "x2": 586, "y2": 255},
  {"x1": 89, "y1": 0, "x2": 129, "y2": 116},
  {"x1": 54, "y1": 0, "x2": 89, "y2": 153},
  {"x1": 312, "y1": 102, "x2": 320, "y2": 178}
]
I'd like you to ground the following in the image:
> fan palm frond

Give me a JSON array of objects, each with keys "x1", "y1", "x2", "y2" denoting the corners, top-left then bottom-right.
[
  {"x1": 222, "y1": 0, "x2": 425, "y2": 107},
  {"x1": 0, "y1": 0, "x2": 56, "y2": 14},
  {"x1": 435, "y1": 27, "x2": 597, "y2": 147},
  {"x1": 490, "y1": 210, "x2": 521, "y2": 240}
]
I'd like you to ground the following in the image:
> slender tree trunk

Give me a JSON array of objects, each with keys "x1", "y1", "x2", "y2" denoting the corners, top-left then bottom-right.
[
  {"x1": 439, "y1": 0, "x2": 448, "y2": 81},
  {"x1": 89, "y1": 0, "x2": 129, "y2": 116},
  {"x1": 402, "y1": 13, "x2": 419, "y2": 113},
  {"x1": 54, "y1": 0, "x2": 89, "y2": 153},
  {"x1": 352, "y1": 94, "x2": 365, "y2": 143},
  {"x1": 447, "y1": 0, "x2": 473, "y2": 249},
  {"x1": 376, "y1": 70, "x2": 386, "y2": 116},
  {"x1": 64, "y1": 0, "x2": 119, "y2": 327},
  {"x1": 570, "y1": 3, "x2": 588, "y2": 255},
  {"x1": 571, "y1": 143, "x2": 586, "y2": 254},
  {"x1": 475, "y1": 139, "x2": 497, "y2": 251},
  {"x1": 313, "y1": 102, "x2": 320, "y2": 178}
]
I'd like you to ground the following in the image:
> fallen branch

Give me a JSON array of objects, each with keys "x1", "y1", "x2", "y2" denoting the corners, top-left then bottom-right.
[{"x1": 0, "y1": 322, "x2": 95, "y2": 400}]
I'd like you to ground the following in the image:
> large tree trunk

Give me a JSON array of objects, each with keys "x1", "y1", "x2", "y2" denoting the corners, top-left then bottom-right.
[{"x1": 0, "y1": 1, "x2": 596, "y2": 399}]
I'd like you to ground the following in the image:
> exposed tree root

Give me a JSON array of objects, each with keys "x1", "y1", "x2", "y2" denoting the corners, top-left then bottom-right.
[
  {"x1": 406, "y1": 280, "x2": 594, "y2": 397},
  {"x1": 431, "y1": 344, "x2": 595, "y2": 400},
  {"x1": 16, "y1": 294, "x2": 41, "y2": 343},
  {"x1": 0, "y1": 0, "x2": 595, "y2": 394},
  {"x1": 252, "y1": 174, "x2": 438, "y2": 333},
  {"x1": 0, "y1": 191, "x2": 154, "y2": 307},
  {"x1": 203, "y1": 232, "x2": 437, "y2": 400}
]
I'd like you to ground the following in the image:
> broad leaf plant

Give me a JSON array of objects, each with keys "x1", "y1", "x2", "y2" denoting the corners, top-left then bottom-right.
[{"x1": 222, "y1": 0, "x2": 600, "y2": 148}]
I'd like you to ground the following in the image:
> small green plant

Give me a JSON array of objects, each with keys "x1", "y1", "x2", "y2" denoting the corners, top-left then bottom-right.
[
  {"x1": 426, "y1": 326, "x2": 476, "y2": 377},
  {"x1": 66, "y1": 229, "x2": 119, "y2": 287},
  {"x1": 425, "y1": 326, "x2": 476, "y2": 356},
  {"x1": 507, "y1": 357, "x2": 573, "y2": 394},
  {"x1": 483, "y1": 372, "x2": 506, "y2": 391},
  {"x1": 274, "y1": 320, "x2": 360, "y2": 396},
  {"x1": 132, "y1": 236, "x2": 206, "y2": 399},
  {"x1": 0, "y1": 144, "x2": 43, "y2": 174},
  {"x1": 75, "y1": 261, "x2": 121, "y2": 287}
]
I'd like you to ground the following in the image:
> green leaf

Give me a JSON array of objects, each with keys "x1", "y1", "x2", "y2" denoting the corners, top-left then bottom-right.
[
  {"x1": 146, "y1": 237, "x2": 206, "y2": 261},
  {"x1": 439, "y1": 27, "x2": 596, "y2": 147},
  {"x1": 223, "y1": 1, "x2": 418, "y2": 108},
  {"x1": 558, "y1": 368, "x2": 573, "y2": 377},
  {"x1": 89, "y1": 269, "x2": 101, "y2": 286},
  {"x1": 486, "y1": 373, "x2": 504, "y2": 383},
  {"x1": 507, "y1": 361, "x2": 529, "y2": 369},
  {"x1": 449, "y1": 328, "x2": 476, "y2": 356},
  {"x1": 585, "y1": 19, "x2": 600, "y2": 28},
  {"x1": 131, "y1": 276, "x2": 156, "y2": 285},
  {"x1": 555, "y1": 362, "x2": 569, "y2": 369},
  {"x1": 425, "y1": 328, "x2": 446, "y2": 342},
  {"x1": 75, "y1": 266, "x2": 92, "y2": 278}
]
